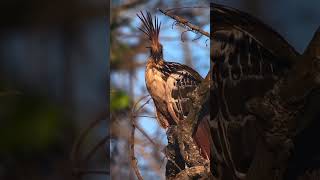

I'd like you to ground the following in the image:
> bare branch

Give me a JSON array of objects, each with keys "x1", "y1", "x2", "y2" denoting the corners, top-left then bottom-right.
[
  {"x1": 180, "y1": 29, "x2": 191, "y2": 42},
  {"x1": 129, "y1": 114, "x2": 144, "y2": 180},
  {"x1": 158, "y1": 8, "x2": 209, "y2": 38},
  {"x1": 171, "y1": 166, "x2": 211, "y2": 180},
  {"x1": 164, "y1": 6, "x2": 207, "y2": 13},
  {"x1": 132, "y1": 95, "x2": 161, "y2": 150},
  {"x1": 192, "y1": 33, "x2": 203, "y2": 42},
  {"x1": 129, "y1": 95, "x2": 152, "y2": 180},
  {"x1": 84, "y1": 135, "x2": 109, "y2": 163},
  {"x1": 71, "y1": 115, "x2": 105, "y2": 174},
  {"x1": 133, "y1": 115, "x2": 157, "y2": 119}
]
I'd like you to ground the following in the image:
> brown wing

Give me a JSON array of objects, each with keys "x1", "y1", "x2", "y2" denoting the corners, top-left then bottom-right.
[
  {"x1": 212, "y1": 3, "x2": 299, "y2": 61},
  {"x1": 210, "y1": 2, "x2": 300, "y2": 177},
  {"x1": 153, "y1": 97, "x2": 174, "y2": 129},
  {"x1": 164, "y1": 62, "x2": 203, "y2": 123},
  {"x1": 155, "y1": 104, "x2": 170, "y2": 129},
  {"x1": 211, "y1": 2, "x2": 300, "y2": 125}
]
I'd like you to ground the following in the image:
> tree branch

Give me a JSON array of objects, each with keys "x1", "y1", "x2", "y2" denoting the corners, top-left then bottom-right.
[
  {"x1": 158, "y1": 8, "x2": 209, "y2": 38},
  {"x1": 129, "y1": 95, "x2": 152, "y2": 180},
  {"x1": 171, "y1": 166, "x2": 212, "y2": 180}
]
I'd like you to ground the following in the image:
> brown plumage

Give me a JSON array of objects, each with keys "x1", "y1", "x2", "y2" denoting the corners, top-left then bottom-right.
[
  {"x1": 210, "y1": 3, "x2": 300, "y2": 179},
  {"x1": 137, "y1": 11, "x2": 212, "y2": 159}
]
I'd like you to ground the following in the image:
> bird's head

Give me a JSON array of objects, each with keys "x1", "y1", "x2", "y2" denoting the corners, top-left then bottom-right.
[{"x1": 137, "y1": 11, "x2": 163, "y2": 62}]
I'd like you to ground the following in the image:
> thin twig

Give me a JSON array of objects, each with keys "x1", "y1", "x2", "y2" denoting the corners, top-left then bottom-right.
[
  {"x1": 71, "y1": 116, "x2": 104, "y2": 172},
  {"x1": 192, "y1": 33, "x2": 203, "y2": 42},
  {"x1": 180, "y1": 29, "x2": 191, "y2": 42},
  {"x1": 132, "y1": 97, "x2": 167, "y2": 154},
  {"x1": 133, "y1": 95, "x2": 150, "y2": 110},
  {"x1": 129, "y1": 114, "x2": 144, "y2": 180},
  {"x1": 158, "y1": 8, "x2": 209, "y2": 38},
  {"x1": 164, "y1": 6, "x2": 207, "y2": 13},
  {"x1": 135, "y1": 97, "x2": 152, "y2": 113},
  {"x1": 205, "y1": 38, "x2": 209, "y2": 47},
  {"x1": 135, "y1": 125, "x2": 160, "y2": 150},
  {"x1": 132, "y1": 96, "x2": 158, "y2": 149},
  {"x1": 133, "y1": 115, "x2": 157, "y2": 119},
  {"x1": 84, "y1": 135, "x2": 109, "y2": 163},
  {"x1": 166, "y1": 155, "x2": 183, "y2": 172},
  {"x1": 133, "y1": 115, "x2": 167, "y2": 157},
  {"x1": 129, "y1": 95, "x2": 152, "y2": 180}
]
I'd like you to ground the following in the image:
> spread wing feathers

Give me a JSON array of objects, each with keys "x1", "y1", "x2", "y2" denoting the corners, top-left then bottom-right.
[{"x1": 211, "y1": 3, "x2": 299, "y2": 61}]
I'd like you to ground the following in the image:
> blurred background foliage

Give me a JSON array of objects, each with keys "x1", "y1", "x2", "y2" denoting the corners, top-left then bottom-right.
[
  {"x1": 0, "y1": 0, "x2": 108, "y2": 180},
  {"x1": 110, "y1": 90, "x2": 130, "y2": 112},
  {"x1": 0, "y1": 94, "x2": 64, "y2": 153}
]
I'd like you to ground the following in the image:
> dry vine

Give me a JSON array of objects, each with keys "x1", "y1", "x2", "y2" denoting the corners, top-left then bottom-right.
[
  {"x1": 129, "y1": 95, "x2": 159, "y2": 180},
  {"x1": 71, "y1": 114, "x2": 109, "y2": 178}
]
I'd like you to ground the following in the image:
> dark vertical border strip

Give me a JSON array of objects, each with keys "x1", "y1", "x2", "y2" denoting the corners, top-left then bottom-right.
[{"x1": 106, "y1": 0, "x2": 111, "y2": 178}]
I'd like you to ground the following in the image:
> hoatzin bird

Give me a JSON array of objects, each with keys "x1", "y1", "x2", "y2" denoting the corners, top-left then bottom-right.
[
  {"x1": 136, "y1": 11, "x2": 212, "y2": 161},
  {"x1": 211, "y1": 3, "x2": 300, "y2": 179}
]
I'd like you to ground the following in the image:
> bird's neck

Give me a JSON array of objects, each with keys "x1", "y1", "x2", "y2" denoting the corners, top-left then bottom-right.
[{"x1": 147, "y1": 56, "x2": 164, "y2": 65}]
